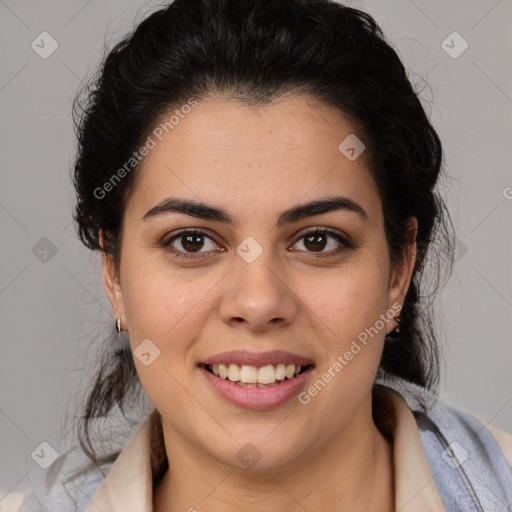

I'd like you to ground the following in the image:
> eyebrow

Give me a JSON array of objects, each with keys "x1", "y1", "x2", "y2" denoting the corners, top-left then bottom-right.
[{"x1": 142, "y1": 195, "x2": 369, "y2": 226}]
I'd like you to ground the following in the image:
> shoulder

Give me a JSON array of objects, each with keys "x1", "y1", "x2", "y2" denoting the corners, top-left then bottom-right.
[
  {"x1": 18, "y1": 446, "x2": 113, "y2": 512},
  {"x1": 416, "y1": 393, "x2": 512, "y2": 473},
  {"x1": 379, "y1": 379, "x2": 512, "y2": 510}
]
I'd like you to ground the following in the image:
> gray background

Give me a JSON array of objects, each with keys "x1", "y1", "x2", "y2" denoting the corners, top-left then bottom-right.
[{"x1": 1, "y1": 0, "x2": 511, "y2": 503}]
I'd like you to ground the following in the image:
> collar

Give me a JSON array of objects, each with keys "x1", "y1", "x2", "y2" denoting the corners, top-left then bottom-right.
[{"x1": 85, "y1": 385, "x2": 446, "y2": 512}]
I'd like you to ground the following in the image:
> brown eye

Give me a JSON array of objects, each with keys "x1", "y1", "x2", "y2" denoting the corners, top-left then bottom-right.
[
  {"x1": 180, "y1": 233, "x2": 206, "y2": 252},
  {"x1": 291, "y1": 228, "x2": 353, "y2": 257},
  {"x1": 303, "y1": 232, "x2": 328, "y2": 252},
  {"x1": 162, "y1": 229, "x2": 221, "y2": 259}
]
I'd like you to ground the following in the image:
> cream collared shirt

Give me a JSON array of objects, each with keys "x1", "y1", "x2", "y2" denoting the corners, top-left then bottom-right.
[{"x1": 83, "y1": 386, "x2": 458, "y2": 512}]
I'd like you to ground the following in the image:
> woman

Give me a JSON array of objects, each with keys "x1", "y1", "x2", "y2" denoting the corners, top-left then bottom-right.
[{"x1": 19, "y1": 0, "x2": 512, "y2": 511}]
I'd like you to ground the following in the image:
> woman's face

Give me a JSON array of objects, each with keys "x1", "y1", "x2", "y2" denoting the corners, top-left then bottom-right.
[{"x1": 102, "y1": 93, "x2": 416, "y2": 471}]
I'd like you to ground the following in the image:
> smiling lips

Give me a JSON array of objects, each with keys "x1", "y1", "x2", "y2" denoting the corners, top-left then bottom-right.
[{"x1": 199, "y1": 350, "x2": 314, "y2": 391}]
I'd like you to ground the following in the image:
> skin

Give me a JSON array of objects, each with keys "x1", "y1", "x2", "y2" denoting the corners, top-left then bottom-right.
[{"x1": 101, "y1": 93, "x2": 417, "y2": 511}]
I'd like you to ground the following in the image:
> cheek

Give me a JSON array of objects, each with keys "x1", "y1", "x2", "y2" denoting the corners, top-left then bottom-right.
[
  {"x1": 303, "y1": 259, "x2": 390, "y2": 390},
  {"x1": 120, "y1": 265, "x2": 215, "y2": 416},
  {"x1": 304, "y1": 258, "x2": 390, "y2": 344},
  {"x1": 289, "y1": 261, "x2": 390, "y2": 432},
  {"x1": 122, "y1": 260, "x2": 215, "y2": 340}
]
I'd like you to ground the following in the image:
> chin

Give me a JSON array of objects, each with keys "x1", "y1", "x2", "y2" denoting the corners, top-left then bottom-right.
[{"x1": 200, "y1": 432, "x2": 307, "y2": 473}]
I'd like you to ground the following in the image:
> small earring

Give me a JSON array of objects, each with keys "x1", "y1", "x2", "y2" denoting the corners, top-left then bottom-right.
[
  {"x1": 115, "y1": 318, "x2": 122, "y2": 332},
  {"x1": 394, "y1": 315, "x2": 401, "y2": 333}
]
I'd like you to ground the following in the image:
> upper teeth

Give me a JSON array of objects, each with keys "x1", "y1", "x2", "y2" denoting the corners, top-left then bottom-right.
[{"x1": 210, "y1": 363, "x2": 302, "y2": 384}]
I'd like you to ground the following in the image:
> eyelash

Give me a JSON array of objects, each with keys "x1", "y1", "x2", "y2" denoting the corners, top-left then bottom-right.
[{"x1": 160, "y1": 227, "x2": 354, "y2": 260}]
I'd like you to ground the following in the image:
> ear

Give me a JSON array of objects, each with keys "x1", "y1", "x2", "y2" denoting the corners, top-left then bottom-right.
[
  {"x1": 386, "y1": 216, "x2": 418, "y2": 332},
  {"x1": 99, "y1": 229, "x2": 127, "y2": 330}
]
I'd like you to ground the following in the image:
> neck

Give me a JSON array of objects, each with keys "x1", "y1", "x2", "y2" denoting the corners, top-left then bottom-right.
[{"x1": 154, "y1": 394, "x2": 394, "y2": 512}]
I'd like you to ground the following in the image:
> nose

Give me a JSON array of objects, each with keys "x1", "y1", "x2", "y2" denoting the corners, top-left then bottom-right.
[{"x1": 219, "y1": 247, "x2": 299, "y2": 332}]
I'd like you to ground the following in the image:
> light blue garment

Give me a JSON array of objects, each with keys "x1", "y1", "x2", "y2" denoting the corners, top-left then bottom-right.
[
  {"x1": 415, "y1": 405, "x2": 512, "y2": 511},
  {"x1": 386, "y1": 379, "x2": 512, "y2": 511},
  {"x1": 19, "y1": 447, "x2": 109, "y2": 512},
  {"x1": 18, "y1": 383, "x2": 512, "y2": 511}
]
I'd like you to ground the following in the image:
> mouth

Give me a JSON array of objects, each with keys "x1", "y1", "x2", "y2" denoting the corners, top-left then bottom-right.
[
  {"x1": 199, "y1": 362, "x2": 314, "y2": 388},
  {"x1": 197, "y1": 350, "x2": 315, "y2": 410},
  {"x1": 198, "y1": 352, "x2": 315, "y2": 410}
]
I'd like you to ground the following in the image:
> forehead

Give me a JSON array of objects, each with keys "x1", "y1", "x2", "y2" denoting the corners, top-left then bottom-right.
[{"x1": 127, "y1": 94, "x2": 381, "y2": 226}]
